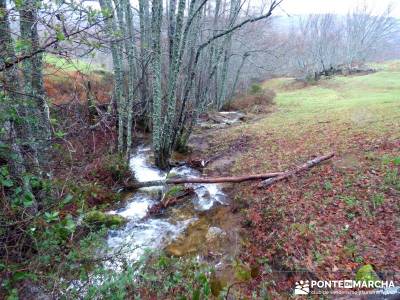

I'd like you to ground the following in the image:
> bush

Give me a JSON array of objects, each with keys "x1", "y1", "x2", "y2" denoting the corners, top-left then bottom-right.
[
  {"x1": 228, "y1": 88, "x2": 276, "y2": 112},
  {"x1": 85, "y1": 154, "x2": 131, "y2": 186},
  {"x1": 249, "y1": 83, "x2": 263, "y2": 94},
  {"x1": 103, "y1": 154, "x2": 130, "y2": 182}
]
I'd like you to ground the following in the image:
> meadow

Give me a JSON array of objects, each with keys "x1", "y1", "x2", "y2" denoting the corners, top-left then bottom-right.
[{"x1": 202, "y1": 61, "x2": 400, "y2": 297}]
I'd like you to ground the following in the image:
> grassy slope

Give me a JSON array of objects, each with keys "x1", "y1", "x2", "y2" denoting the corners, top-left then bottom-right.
[
  {"x1": 43, "y1": 54, "x2": 112, "y2": 105},
  {"x1": 204, "y1": 61, "x2": 400, "y2": 297},
  {"x1": 44, "y1": 54, "x2": 106, "y2": 74}
]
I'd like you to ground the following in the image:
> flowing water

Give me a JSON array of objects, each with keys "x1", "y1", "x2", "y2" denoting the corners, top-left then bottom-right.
[
  {"x1": 69, "y1": 117, "x2": 246, "y2": 294},
  {"x1": 106, "y1": 145, "x2": 229, "y2": 264}
]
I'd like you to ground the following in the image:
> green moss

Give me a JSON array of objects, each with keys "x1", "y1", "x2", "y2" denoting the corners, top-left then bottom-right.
[
  {"x1": 210, "y1": 276, "x2": 225, "y2": 297},
  {"x1": 355, "y1": 264, "x2": 380, "y2": 286},
  {"x1": 84, "y1": 210, "x2": 126, "y2": 228},
  {"x1": 234, "y1": 262, "x2": 252, "y2": 281},
  {"x1": 166, "y1": 172, "x2": 178, "y2": 179},
  {"x1": 165, "y1": 185, "x2": 184, "y2": 198}
]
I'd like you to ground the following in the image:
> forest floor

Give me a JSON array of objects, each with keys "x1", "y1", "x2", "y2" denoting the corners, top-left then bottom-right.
[{"x1": 191, "y1": 61, "x2": 400, "y2": 297}]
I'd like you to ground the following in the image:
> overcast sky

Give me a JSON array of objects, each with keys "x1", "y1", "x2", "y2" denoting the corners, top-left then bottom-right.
[{"x1": 277, "y1": 0, "x2": 400, "y2": 17}]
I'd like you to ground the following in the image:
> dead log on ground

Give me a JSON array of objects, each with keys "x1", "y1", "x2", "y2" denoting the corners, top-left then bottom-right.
[
  {"x1": 125, "y1": 172, "x2": 284, "y2": 190},
  {"x1": 124, "y1": 153, "x2": 334, "y2": 190},
  {"x1": 259, "y1": 153, "x2": 335, "y2": 188}
]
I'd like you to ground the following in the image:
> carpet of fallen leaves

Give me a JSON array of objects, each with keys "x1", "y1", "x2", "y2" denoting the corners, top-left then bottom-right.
[
  {"x1": 197, "y1": 90, "x2": 399, "y2": 298},
  {"x1": 242, "y1": 139, "x2": 399, "y2": 298}
]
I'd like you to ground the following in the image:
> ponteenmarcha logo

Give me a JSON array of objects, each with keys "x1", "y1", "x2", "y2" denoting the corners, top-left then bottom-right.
[
  {"x1": 293, "y1": 279, "x2": 396, "y2": 296},
  {"x1": 294, "y1": 280, "x2": 310, "y2": 295}
]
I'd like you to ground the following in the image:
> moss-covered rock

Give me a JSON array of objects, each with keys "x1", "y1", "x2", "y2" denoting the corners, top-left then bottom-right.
[
  {"x1": 355, "y1": 264, "x2": 380, "y2": 286},
  {"x1": 84, "y1": 210, "x2": 126, "y2": 228},
  {"x1": 166, "y1": 171, "x2": 179, "y2": 179}
]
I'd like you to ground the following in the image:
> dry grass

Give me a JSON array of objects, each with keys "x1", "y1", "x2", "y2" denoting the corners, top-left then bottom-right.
[
  {"x1": 44, "y1": 67, "x2": 112, "y2": 105},
  {"x1": 227, "y1": 89, "x2": 276, "y2": 112}
]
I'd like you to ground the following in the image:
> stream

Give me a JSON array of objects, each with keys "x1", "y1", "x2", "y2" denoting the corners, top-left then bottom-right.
[
  {"x1": 70, "y1": 114, "x2": 245, "y2": 295},
  {"x1": 106, "y1": 145, "x2": 233, "y2": 265}
]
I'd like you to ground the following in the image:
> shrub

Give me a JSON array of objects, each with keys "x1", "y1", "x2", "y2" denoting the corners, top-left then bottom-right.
[
  {"x1": 85, "y1": 154, "x2": 131, "y2": 186},
  {"x1": 249, "y1": 83, "x2": 263, "y2": 94},
  {"x1": 228, "y1": 88, "x2": 276, "y2": 112},
  {"x1": 103, "y1": 154, "x2": 130, "y2": 183}
]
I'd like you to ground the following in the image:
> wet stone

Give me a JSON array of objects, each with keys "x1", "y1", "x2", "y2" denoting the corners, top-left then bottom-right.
[{"x1": 206, "y1": 227, "x2": 226, "y2": 242}]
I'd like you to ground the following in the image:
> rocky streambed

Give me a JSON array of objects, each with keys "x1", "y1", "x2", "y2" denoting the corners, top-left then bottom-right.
[
  {"x1": 68, "y1": 113, "x2": 246, "y2": 295},
  {"x1": 106, "y1": 144, "x2": 243, "y2": 272}
]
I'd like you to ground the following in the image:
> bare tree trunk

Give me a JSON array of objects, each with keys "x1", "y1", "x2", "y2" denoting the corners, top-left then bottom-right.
[
  {"x1": 150, "y1": 0, "x2": 166, "y2": 168},
  {"x1": 126, "y1": 172, "x2": 284, "y2": 190},
  {"x1": 0, "y1": 0, "x2": 38, "y2": 212},
  {"x1": 138, "y1": 0, "x2": 151, "y2": 120},
  {"x1": 160, "y1": 0, "x2": 187, "y2": 160},
  {"x1": 228, "y1": 52, "x2": 249, "y2": 102},
  {"x1": 123, "y1": 0, "x2": 137, "y2": 155},
  {"x1": 99, "y1": 0, "x2": 125, "y2": 152}
]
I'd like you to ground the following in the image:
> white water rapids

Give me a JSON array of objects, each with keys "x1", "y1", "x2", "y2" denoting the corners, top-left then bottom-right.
[{"x1": 106, "y1": 145, "x2": 227, "y2": 262}]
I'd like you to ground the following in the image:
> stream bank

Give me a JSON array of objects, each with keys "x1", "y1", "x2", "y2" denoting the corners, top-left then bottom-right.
[
  {"x1": 100, "y1": 112, "x2": 249, "y2": 293},
  {"x1": 106, "y1": 144, "x2": 242, "y2": 266},
  {"x1": 63, "y1": 111, "x2": 252, "y2": 298}
]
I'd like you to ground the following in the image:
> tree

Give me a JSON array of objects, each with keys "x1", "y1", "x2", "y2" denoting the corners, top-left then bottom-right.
[
  {"x1": 1, "y1": 0, "x2": 39, "y2": 212},
  {"x1": 1, "y1": 0, "x2": 109, "y2": 212},
  {"x1": 149, "y1": 0, "x2": 282, "y2": 168},
  {"x1": 287, "y1": 4, "x2": 398, "y2": 80},
  {"x1": 343, "y1": 3, "x2": 397, "y2": 68}
]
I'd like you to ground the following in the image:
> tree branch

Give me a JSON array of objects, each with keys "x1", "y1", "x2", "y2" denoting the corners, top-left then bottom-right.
[
  {"x1": 197, "y1": 0, "x2": 283, "y2": 52},
  {"x1": 0, "y1": 17, "x2": 110, "y2": 72}
]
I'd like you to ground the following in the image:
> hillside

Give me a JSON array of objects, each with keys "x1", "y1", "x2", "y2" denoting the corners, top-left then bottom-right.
[
  {"x1": 194, "y1": 61, "x2": 400, "y2": 297},
  {"x1": 43, "y1": 54, "x2": 112, "y2": 105}
]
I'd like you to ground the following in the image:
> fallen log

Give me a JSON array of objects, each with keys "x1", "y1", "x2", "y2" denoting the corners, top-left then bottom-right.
[
  {"x1": 259, "y1": 153, "x2": 335, "y2": 188},
  {"x1": 125, "y1": 172, "x2": 284, "y2": 190},
  {"x1": 124, "y1": 153, "x2": 334, "y2": 190}
]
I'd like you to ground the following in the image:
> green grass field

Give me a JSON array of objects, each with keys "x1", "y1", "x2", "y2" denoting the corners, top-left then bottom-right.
[
  {"x1": 213, "y1": 61, "x2": 400, "y2": 173},
  {"x1": 44, "y1": 54, "x2": 107, "y2": 74},
  {"x1": 260, "y1": 61, "x2": 400, "y2": 134},
  {"x1": 204, "y1": 61, "x2": 400, "y2": 296}
]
